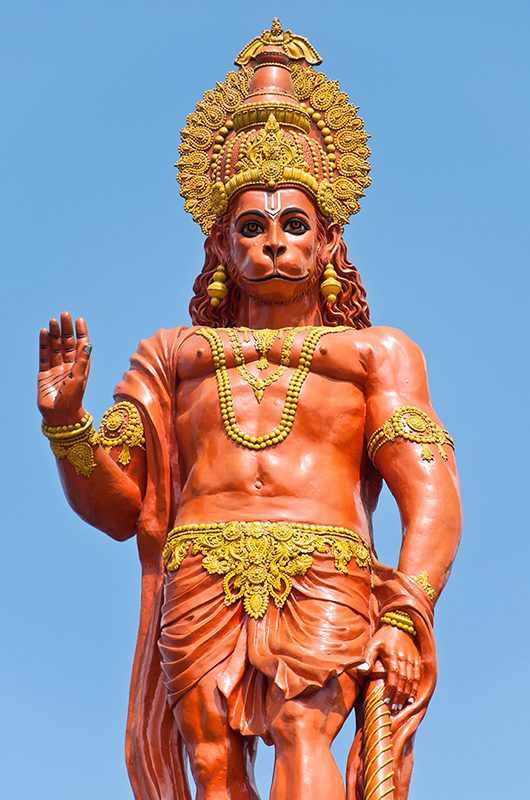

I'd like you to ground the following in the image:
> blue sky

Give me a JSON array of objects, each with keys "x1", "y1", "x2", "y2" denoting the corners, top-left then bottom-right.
[{"x1": 2, "y1": 1, "x2": 529, "y2": 797}]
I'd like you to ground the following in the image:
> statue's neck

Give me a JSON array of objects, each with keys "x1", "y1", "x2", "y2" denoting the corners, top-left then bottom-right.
[{"x1": 233, "y1": 286, "x2": 324, "y2": 329}]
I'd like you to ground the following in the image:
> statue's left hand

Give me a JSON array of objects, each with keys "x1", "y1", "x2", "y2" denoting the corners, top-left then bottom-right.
[{"x1": 358, "y1": 625, "x2": 421, "y2": 713}]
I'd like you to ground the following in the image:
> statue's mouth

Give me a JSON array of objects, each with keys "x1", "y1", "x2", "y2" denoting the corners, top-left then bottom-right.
[{"x1": 243, "y1": 273, "x2": 308, "y2": 284}]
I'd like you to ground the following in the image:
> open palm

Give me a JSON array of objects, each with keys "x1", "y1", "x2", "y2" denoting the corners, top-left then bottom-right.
[{"x1": 38, "y1": 312, "x2": 91, "y2": 425}]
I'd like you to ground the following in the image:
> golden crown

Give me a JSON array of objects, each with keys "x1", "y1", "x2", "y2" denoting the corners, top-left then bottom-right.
[{"x1": 176, "y1": 19, "x2": 371, "y2": 233}]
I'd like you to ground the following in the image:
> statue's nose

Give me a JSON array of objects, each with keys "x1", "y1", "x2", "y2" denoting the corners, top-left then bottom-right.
[{"x1": 262, "y1": 242, "x2": 286, "y2": 262}]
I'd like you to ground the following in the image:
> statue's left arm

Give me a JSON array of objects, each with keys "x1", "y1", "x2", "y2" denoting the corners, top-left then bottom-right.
[
  {"x1": 358, "y1": 326, "x2": 462, "y2": 711},
  {"x1": 364, "y1": 327, "x2": 462, "y2": 593}
]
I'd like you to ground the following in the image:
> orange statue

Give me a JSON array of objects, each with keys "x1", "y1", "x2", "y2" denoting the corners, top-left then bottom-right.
[{"x1": 38, "y1": 20, "x2": 461, "y2": 800}]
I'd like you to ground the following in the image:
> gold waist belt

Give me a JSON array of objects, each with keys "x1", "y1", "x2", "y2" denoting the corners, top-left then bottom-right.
[{"x1": 163, "y1": 521, "x2": 372, "y2": 619}]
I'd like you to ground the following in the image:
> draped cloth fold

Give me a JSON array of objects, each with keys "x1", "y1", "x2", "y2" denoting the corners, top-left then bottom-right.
[
  {"x1": 158, "y1": 549, "x2": 372, "y2": 743},
  {"x1": 115, "y1": 327, "x2": 437, "y2": 800},
  {"x1": 115, "y1": 326, "x2": 194, "y2": 800}
]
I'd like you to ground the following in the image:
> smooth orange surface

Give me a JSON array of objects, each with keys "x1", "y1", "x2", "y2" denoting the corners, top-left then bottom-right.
[{"x1": 38, "y1": 187, "x2": 461, "y2": 799}]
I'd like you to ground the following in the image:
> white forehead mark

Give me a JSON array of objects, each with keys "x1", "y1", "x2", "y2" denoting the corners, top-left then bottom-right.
[{"x1": 264, "y1": 191, "x2": 281, "y2": 219}]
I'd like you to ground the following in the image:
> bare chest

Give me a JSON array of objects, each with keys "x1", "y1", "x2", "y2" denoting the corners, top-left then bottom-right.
[
  {"x1": 177, "y1": 326, "x2": 366, "y2": 386},
  {"x1": 174, "y1": 327, "x2": 367, "y2": 450}
]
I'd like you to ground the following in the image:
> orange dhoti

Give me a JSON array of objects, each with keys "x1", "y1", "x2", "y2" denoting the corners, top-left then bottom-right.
[{"x1": 158, "y1": 549, "x2": 372, "y2": 741}]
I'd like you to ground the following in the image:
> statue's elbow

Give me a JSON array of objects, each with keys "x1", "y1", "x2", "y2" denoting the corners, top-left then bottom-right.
[{"x1": 104, "y1": 523, "x2": 137, "y2": 542}]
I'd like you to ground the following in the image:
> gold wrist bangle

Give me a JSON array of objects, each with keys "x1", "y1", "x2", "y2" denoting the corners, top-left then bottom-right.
[
  {"x1": 42, "y1": 412, "x2": 93, "y2": 441},
  {"x1": 380, "y1": 609, "x2": 417, "y2": 637},
  {"x1": 42, "y1": 413, "x2": 99, "y2": 477}
]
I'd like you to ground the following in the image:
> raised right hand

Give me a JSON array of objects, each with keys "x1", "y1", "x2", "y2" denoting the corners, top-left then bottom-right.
[{"x1": 38, "y1": 312, "x2": 92, "y2": 425}]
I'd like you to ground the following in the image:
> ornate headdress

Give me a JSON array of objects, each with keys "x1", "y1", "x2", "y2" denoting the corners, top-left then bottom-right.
[{"x1": 176, "y1": 19, "x2": 371, "y2": 233}]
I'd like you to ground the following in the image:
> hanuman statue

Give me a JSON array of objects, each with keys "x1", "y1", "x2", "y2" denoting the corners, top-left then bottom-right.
[{"x1": 37, "y1": 20, "x2": 461, "y2": 800}]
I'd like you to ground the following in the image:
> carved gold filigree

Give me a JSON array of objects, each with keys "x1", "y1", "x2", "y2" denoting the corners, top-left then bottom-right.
[
  {"x1": 232, "y1": 102, "x2": 311, "y2": 133},
  {"x1": 226, "y1": 113, "x2": 317, "y2": 195},
  {"x1": 163, "y1": 521, "x2": 372, "y2": 619},
  {"x1": 42, "y1": 412, "x2": 99, "y2": 477},
  {"x1": 49, "y1": 430, "x2": 99, "y2": 477},
  {"x1": 175, "y1": 65, "x2": 253, "y2": 233},
  {"x1": 367, "y1": 407, "x2": 455, "y2": 464},
  {"x1": 98, "y1": 401, "x2": 145, "y2": 466},
  {"x1": 235, "y1": 18, "x2": 322, "y2": 67},
  {"x1": 175, "y1": 21, "x2": 371, "y2": 232},
  {"x1": 411, "y1": 571, "x2": 436, "y2": 601},
  {"x1": 226, "y1": 327, "x2": 304, "y2": 402}
]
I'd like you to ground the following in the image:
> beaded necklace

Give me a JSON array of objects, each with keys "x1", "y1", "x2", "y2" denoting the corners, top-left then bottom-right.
[{"x1": 197, "y1": 326, "x2": 348, "y2": 449}]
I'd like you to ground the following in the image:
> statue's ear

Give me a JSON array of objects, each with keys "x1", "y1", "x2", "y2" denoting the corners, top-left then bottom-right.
[
  {"x1": 318, "y1": 221, "x2": 342, "y2": 265},
  {"x1": 208, "y1": 220, "x2": 230, "y2": 265}
]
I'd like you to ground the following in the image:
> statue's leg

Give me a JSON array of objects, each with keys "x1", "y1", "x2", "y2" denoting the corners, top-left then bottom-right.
[
  {"x1": 173, "y1": 666, "x2": 260, "y2": 800},
  {"x1": 267, "y1": 671, "x2": 359, "y2": 800}
]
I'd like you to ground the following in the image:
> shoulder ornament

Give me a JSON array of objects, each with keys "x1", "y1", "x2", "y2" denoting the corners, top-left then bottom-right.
[
  {"x1": 367, "y1": 406, "x2": 454, "y2": 464},
  {"x1": 98, "y1": 401, "x2": 145, "y2": 466}
]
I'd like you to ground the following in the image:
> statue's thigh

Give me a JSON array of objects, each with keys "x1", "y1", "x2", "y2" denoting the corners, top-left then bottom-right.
[
  {"x1": 266, "y1": 672, "x2": 360, "y2": 747},
  {"x1": 173, "y1": 667, "x2": 256, "y2": 778}
]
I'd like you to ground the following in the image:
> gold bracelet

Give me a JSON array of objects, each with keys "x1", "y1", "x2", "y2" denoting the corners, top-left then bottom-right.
[
  {"x1": 411, "y1": 571, "x2": 436, "y2": 601},
  {"x1": 41, "y1": 411, "x2": 93, "y2": 440},
  {"x1": 367, "y1": 406, "x2": 455, "y2": 464},
  {"x1": 42, "y1": 413, "x2": 98, "y2": 477},
  {"x1": 380, "y1": 609, "x2": 417, "y2": 637}
]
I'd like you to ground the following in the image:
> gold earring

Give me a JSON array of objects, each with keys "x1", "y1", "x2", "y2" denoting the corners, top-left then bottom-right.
[
  {"x1": 320, "y1": 264, "x2": 342, "y2": 306},
  {"x1": 207, "y1": 265, "x2": 228, "y2": 306}
]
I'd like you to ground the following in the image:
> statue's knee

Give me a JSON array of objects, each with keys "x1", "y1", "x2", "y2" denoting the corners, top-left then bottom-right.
[
  {"x1": 189, "y1": 741, "x2": 227, "y2": 783},
  {"x1": 270, "y1": 704, "x2": 326, "y2": 749}
]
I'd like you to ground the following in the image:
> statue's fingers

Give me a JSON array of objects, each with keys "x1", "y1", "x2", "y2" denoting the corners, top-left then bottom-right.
[
  {"x1": 72, "y1": 340, "x2": 92, "y2": 380},
  {"x1": 39, "y1": 328, "x2": 50, "y2": 371},
  {"x1": 75, "y1": 317, "x2": 89, "y2": 346},
  {"x1": 403, "y1": 658, "x2": 414, "y2": 701},
  {"x1": 49, "y1": 318, "x2": 63, "y2": 367},
  {"x1": 410, "y1": 659, "x2": 421, "y2": 702},
  {"x1": 384, "y1": 658, "x2": 398, "y2": 707},
  {"x1": 391, "y1": 658, "x2": 408, "y2": 711},
  {"x1": 60, "y1": 311, "x2": 76, "y2": 364}
]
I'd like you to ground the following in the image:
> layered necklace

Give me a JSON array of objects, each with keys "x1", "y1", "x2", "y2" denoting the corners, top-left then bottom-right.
[
  {"x1": 227, "y1": 327, "x2": 305, "y2": 402},
  {"x1": 196, "y1": 326, "x2": 348, "y2": 450}
]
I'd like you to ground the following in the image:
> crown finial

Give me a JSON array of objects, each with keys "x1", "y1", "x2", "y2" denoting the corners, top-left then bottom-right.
[
  {"x1": 235, "y1": 21, "x2": 322, "y2": 66},
  {"x1": 270, "y1": 18, "x2": 283, "y2": 38}
]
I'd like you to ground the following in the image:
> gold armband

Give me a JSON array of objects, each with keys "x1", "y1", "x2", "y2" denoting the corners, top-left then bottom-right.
[
  {"x1": 367, "y1": 406, "x2": 455, "y2": 464},
  {"x1": 42, "y1": 412, "x2": 99, "y2": 477},
  {"x1": 380, "y1": 609, "x2": 417, "y2": 637},
  {"x1": 411, "y1": 571, "x2": 436, "y2": 601},
  {"x1": 98, "y1": 401, "x2": 145, "y2": 466}
]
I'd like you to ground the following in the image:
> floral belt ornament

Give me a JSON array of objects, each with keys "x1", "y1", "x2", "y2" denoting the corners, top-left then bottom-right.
[{"x1": 163, "y1": 521, "x2": 372, "y2": 619}]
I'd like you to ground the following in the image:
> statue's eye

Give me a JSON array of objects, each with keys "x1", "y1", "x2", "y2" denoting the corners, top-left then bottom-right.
[
  {"x1": 283, "y1": 218, "x2": 309, "y2": 235},
  {"x1": 240, "y1": 220, "x2": 264, "y2": 237}
]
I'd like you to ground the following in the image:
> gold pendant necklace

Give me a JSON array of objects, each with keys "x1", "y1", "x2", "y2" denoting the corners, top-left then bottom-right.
[
  {"x1": 227, "y1": 327, "x2": 305, "y2": 402},
  {"x1": 197, "y1": 326, "x2": 348, "y2": 450},
  {"x1": 251, "y1": 328, "x2": 284, "y2": 370}
]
